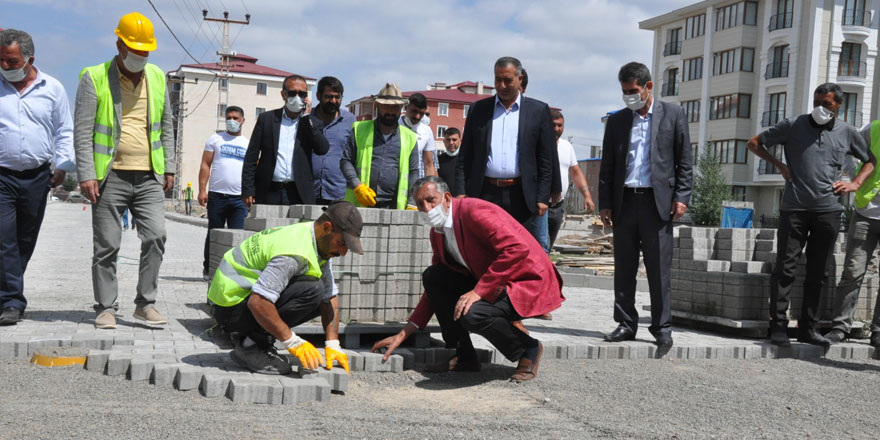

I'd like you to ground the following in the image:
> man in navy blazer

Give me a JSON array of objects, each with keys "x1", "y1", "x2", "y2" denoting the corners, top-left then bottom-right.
[
  {"x1": 598, "y1": 62, "x2": 692, "y2": 350},
  {"x1": 241, "y1": 74, "x2": 329, "y2": 206},
  {"x1": 453, "y1": 56, "x2": 560, "y2": 229}
]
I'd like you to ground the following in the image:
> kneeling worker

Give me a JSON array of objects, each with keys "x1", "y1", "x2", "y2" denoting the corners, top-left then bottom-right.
[
  {"x1": 207, "y1": 201, "x2": 362, "y2": 375},
  {"x1": 372, "y1": 176, "x2": 564, "y2": 382}
]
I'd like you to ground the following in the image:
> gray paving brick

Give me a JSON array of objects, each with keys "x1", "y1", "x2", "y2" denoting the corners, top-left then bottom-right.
[
  {"x1": 280, "y1": 376, "x2": 331, "y2": 404},
  {"x1": 150, "y1": 363, "x2": 186, "y2": 387},
  {"x1": 199, "y1": 372, "x2": 235, "y2": 398},
  {"x1": 86, "y1": 350, "x2": 112, "y2": 372},
  {"x1": 174, "y1": 365, "x2": 205, "y2": 391},
  {"x1": 361, "y1": 351, "x2": 403, "y2": 372},
  {"x1": 227, "y1": 377, "x2": 283, "y2": 404},
  {"x1": 127, "y1": 357, "x2": 156, "y2": 381},
  {"x1": 106, "y1": 353, "x2": 133, "y2": 376}
]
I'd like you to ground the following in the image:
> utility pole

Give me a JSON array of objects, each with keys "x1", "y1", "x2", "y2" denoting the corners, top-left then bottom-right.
[
  {"x1": 167, "y1": 74, "x2": 198, "y2": 208},
  {"x1": 202, "y1": 10, "x2": 250, "y2": 131}
]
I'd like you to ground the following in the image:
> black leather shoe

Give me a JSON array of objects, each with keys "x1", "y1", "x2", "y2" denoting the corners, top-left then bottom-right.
[
  {"x1": 870, "y1": 332, "x2": 880, "y2": 349},
  {"x1": 655, "y1": 333, "x2": 673, "y2": 348},
  {"x1": 824, "y1": 329, "x2": 846, "y2": 344},
  {"x1": 797, "y1": 327, "x2": 831, "y2": 348},
  {"x1": 0, "y1": 307, "x2": 23, "y2": 326},
  {"x1": 769, "y1": 328, "x2": 791, "y2": 347},
  {"x1": 603, "y1": 326, "x2": 635, "y2": 342}
]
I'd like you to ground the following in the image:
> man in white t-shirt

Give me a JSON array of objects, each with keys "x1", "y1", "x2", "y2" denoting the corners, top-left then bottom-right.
[
  {"x1": 549, "y1": 110, "x2": 594, "y2": 249},
  {"x1": 399, "y1": 92, "x2": 437, "y2": 177},
  {"x1": 199, "y1": 105, "x2": 250, "y2": 280}
]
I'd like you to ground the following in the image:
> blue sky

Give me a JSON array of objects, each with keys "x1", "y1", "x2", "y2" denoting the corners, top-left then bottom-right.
[{"x1": 2, "y1": 0, "x2": 693, "y2": 158}]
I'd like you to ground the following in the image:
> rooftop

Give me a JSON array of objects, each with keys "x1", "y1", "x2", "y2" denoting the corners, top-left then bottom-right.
[{"x1": 179, "y1": 53, "x2": 314, "y2": 79}]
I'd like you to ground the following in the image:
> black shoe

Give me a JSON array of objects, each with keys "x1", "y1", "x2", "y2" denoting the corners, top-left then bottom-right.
[
  {"x1": 870, "y1": 332, "x2": 880, "y2": 349},
  {"x1": 769, "y1": 328, "x2": 791, "y2": 347},
  {"x1": 655, "y1": 333, "x2": 673, "y2": 348},
  {"x1": 825, "y1": 329, "x2": 846, "y2": 344},
  {"x1": 604, "y1": 326, "x2": 635, "y2": 342},
  {"x1": 797, "y1": 328, "x2": 831, "y2": 348},
  {"x1": 0, "y1": 307, "x2": 23, "y2": 325}
]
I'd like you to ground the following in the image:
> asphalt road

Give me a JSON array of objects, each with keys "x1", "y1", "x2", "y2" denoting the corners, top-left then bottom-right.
[{"x1": 2, "y1": 356, "x2": 879, "y2": 439}]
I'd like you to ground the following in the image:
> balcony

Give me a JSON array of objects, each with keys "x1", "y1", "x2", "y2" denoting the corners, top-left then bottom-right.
[
  {"x1": 768, "y1": 12, "x2": 793, "y2": 31},
  {"x1": 842, "y1": 9, "x2": 872, "y2": 27},
  {"x1": 838, "y1": 110, "x2": 863, "y2": 127},
  {"x1": 838, "y1": 60, "x2": 868, "y2": 79},
  {"x1": 663, "y1": 41, "x2": 682, "y2": 56},
  {"x1": 761, "y1": 110, "x2": 785, "y2": 127},
  {"x1": 661, "y1": 82, "x2": 679, "y2": 97},
  {"x1": 764, "y1": 58, "x2": 789, "y2": 79}
]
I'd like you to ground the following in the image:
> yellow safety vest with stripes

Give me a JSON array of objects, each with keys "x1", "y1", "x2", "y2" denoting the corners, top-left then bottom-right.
[
  {"x1": 207, "y1": 222, "x2": 325, "y2": 307},
  {"x1": 344, "y1": 120, "x2": 417, "y2": 210},
  {"x1": 79, "y1": 60, "x2": 167, "y2": 181},
  {"x1": 854, "y1": 120, "x2": 880, "y2": 208}
]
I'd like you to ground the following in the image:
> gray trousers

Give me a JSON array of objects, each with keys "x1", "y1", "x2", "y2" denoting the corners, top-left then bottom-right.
[
  {"x1": 91, "y1": 170, "x2": 166, "y2": 312},
  {"x1": 831, "y1": 212, "x2": 880, "y2": 333}
]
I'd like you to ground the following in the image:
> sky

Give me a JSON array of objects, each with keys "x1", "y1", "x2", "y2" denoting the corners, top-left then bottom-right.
[{"x1": 1, "y1": 0, "x2": 694, "y2": 158}]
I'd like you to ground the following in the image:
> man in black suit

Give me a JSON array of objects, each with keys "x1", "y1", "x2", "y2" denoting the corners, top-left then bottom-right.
[
  {"x1": 453, "y1": 56, "x2": 559, "y2": 228},
  {"x1": 598, "y1": 62, "x2": 692, "y2": 350},
  {"x1": 241, "y1": 74, "x2": 329, "y2": 207}
]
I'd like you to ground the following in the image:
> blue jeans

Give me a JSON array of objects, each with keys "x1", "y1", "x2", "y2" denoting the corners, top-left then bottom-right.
[
  {"x1": 204, "y1": 192, "x2": 248, "y2": 272},
  {"x1": 523, "y1": 211, "x2": 550, "y2": 254}
]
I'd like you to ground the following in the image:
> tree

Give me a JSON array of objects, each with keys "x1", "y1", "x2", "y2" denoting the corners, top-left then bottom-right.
[{"x1": 690, "y1": 143, "x2": 730, "y2": 226}]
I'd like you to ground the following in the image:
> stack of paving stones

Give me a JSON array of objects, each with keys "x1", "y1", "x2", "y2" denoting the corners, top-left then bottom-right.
[
  {"x1": 673, "y1": 226, "x2": 878, "y2": 327},
  {"x1": 209, "y1": 205, "x2": 432, "y2": 324}
]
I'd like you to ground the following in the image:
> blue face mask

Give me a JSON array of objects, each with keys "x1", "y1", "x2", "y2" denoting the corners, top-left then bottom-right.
[{"x1": 226, "y1": 119, "x2": 241, "y2": 133}]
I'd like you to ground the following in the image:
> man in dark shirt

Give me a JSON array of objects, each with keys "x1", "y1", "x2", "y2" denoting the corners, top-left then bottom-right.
[
  {"x1": 747, "y1": 82, "x2": 875, "y2": 347},
  {"x1": 437, "y1": 127, "x2": 461, "y2": 189}
]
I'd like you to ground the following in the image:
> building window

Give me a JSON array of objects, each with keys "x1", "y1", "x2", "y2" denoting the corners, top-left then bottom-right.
[
  {"x1": 685, "y1": 14, "x2": 706, "y2": 39},
  {"x1": 664, "y1": 27, "x2": 682, "y2": 56},
  {"x1": 683, "y1": 100, "x2": 700, "y2": 123},
  {"x1": 437, "y1": 125, "x2": 448, "y2": 138},
  {"x1": 843, "y1": 0, "x2": 869, "y2": 26},
  {"x1": 661, "y1": 68, "x2": 678, "y2": 97},
  {"x1": 765, "y1": 45, "x2": 790, "y2": 79},
  {"x1": 256, "y1": 82, "x2": 267, "y2": 95},
  {"x1": 839, "y1": 42, "x2": 866, "y2": 77},
  {"x1": 770, "y1": 0, "x2": 794, "y2": 31},
  {"x1": 839, "y1": 92, "x2": 861, "y2": 126},
  {"x1": 170, "y1": 82, "x2": 181, "y2": 92},
  {"x1": 731, "y1": 186, "x2": 747, "y2": 201},
  {"x1": 763, "y1": 92, "x2": 786, "y2": 127},
  {"x1": 354, "y1": 103, "x2": 361, "y2": 116},
  {"x1": 709, "y1": 93, "x2": 751, "y2": 120},
  {"x1": 713, "y1": 139, "x2": 748, "y2": 164},
  {"x1": 438, "y1": 103, "x2": 449, "y2": 117},
  {"x1": 218, "y1": 78, "x2": 228, "y2": 91},
  {"x1": 758, "y1": 145, "x2": 785, "y2": 175},
  {"x1": 712, "y1": 47, "x2": 754, "y2": 75},
  {"x1": 715, "y1": 2, "x2": 758, "y2": 31},
  {"x1": 463, "y1": 105, "x2": 469, "y2": 118},
  {"x1": 683, "y1": 57, "x2": 703, "y2": 81},
  {"x1": 255, "y1": 107, "x2": 266, "y2": 118}
]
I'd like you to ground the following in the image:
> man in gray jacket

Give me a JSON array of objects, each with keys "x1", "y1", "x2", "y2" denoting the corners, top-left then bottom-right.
[{"x1": 73, "y1": 12, "x2": 174, "y2": 329}]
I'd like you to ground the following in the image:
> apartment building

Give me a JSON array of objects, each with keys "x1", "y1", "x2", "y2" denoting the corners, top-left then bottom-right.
[{"x1": 640, "y1": 0, "x2": 878, "y2": 221}]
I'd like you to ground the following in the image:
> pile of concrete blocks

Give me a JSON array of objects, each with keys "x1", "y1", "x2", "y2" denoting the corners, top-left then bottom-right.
[
  {"x1": 672, "y1": 226, "x2": 878, "y2": 326},
  {"x1": 208, "y1": 205, "x2": 433, "y2": 323}
]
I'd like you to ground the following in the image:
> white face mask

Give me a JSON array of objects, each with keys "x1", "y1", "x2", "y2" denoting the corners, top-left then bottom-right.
[
  {"x1": 622, "y1": 91, "x2": 647, "y2": 111},
  {"x1": 404, "y1": 115, "x2": 419, "y2": 128},
  {"x1": 811, "y1": 105, "x2": 834, "y2": 125},
  {"x1": 226, "y1": 119, "x2": 241, "y2": 133},
  {"x1": 122, "y1": 51, "x2": 148, "y2": 73},
  {"x1": 442, "y1": 147, "x2": 460, "y2": 157},
  {"x1": 0, "y1": 62, "x2": 28, "y2": 83},
  {"x1": 427, "y1": 203, "x2": 448, "y2": 229},
  {"x1": 421, "y1": 115, "x2": 430, "y2": 126},
  {"x1": 286, "y1": 95, "x2": 305, "y2": 113}
]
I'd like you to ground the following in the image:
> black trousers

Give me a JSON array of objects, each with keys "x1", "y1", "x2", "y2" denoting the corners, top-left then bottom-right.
[
  {"x1": 264, "y1": 181, "x2": 303, "y2": 205},
  {"x1": 479, "y1": 180, "x2": 531, "y2": 224},
  {"x1": 0, "y1": 165, "x2": 51, "y2": 311},
  {"x1": 612, "y1": 189, "x2": 673, "y2": 336},
  {"x1": 770, "y1": 210, "x2": 842, "y2": 330},
  {"x1": 547, "y1": 202, "x2": 566, "y2": 249},
  {"x1": 423, "y1": 264, "x2": 537, "y2": 362},
  {"x1": 211, "y1": 278, "x2": 323, "y2": 349}
]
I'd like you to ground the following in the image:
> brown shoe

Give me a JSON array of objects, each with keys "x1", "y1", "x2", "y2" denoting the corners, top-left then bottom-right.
[
  {"x1": 510, "y1": 342, "x2": 543, "y2": 383},
  {"x1": 424, "y1": 355, "x2": 482, "y2": 373}
]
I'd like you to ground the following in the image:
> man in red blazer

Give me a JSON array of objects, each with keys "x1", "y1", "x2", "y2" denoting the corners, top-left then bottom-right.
[{"x1": 372, "y1": 176, "x2": 564, "y2": 382}]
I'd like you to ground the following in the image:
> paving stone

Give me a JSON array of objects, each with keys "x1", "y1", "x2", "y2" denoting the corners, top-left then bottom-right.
[
  {"x1": 151, "y1": 363, "x2": 187, "y2": 387},
  {"x1": 106, "y1": 353, "x2": 133, "y2": 376},
  {"x1": 361, "y1": 351, "x2": 403, "y2": 372},
  {"x1": 174, "y1": 365, "x2": 205, "y2": 391},
  {"x1": 127, "y1": 357, "x2": 156, "y2": 381},
  {"x1": 228, "y1": 377, "x2": 283, "y2": 404},
  {"x1": 280, "y1": 376, "x2": 331, "y2": 404},
  {"x1": 86, "y1": 350, "x2": 112, "y2": 372},
  {"x1": 199, "y1": 372, "x2": 235, "y2": 398}
]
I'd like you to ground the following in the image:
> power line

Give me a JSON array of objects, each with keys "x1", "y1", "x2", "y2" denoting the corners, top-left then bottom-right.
[
  {"x1": 146, "y1": 0, "x2": 203, "y2": 65},
  {"x1": 240, "y1": 0, "x2": 249, "y2": 13},
  {"x1": 184, "y1": 73, "x2": 219, "y2": 117}
]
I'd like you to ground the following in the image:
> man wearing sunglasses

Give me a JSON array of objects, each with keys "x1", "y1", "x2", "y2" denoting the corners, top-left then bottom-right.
[{"x1": 241, "y1": 74, "x2": 329, "y2": 208}]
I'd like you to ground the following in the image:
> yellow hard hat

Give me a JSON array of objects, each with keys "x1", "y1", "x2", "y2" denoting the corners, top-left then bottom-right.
[
  {"x1": 187, "y1": 182, "x2": 192, "y2": 187},
  {"x1": 115, "y1": 12, "x2": 157, "y2": 52}
]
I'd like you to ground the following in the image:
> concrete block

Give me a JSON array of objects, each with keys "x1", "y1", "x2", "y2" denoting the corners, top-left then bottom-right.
[
  {"x1": 244, "y1": 217, "x2": 295, "y2": 231},
  {"x1": 361, "y1": 352, "x2": 404, "y2": 372},
  {"x1": 150, "y1": 363, "x2": 186, "y2": 387},
  {"x1": 227, "y1": 377, "x2": 284, "y2": 404},
  {"x1": 27, "y1": 337, "x2": 64, "y2": 357},
  {"x1": 199, "y1": 373, "x2": 234, "y2": 398},
  {"x1": 280, "y1": 376, "x2": 331, "y2": 404},
  {"x1": 250, "y1": 204, "x2": 288, "y2": 218},
  {"x1": 127, "y1": 357, "x2": 155, "y2": 381},
  {"x1": 113, "y1": 335, "x2": 135, "y2": 346},
  {"x1": 315, "y1": 368, "x2": 350, "y2": 393},
  {"x1": 105, "y1": 353, "x2": 133, "y2": 376},
  {"x1": 174, "y1": 365, "x2": 204, "y2": 391},
  {"x1": 86, "y1": 350, "x2": 112, "y2": 372},
  {"x1": 692, "y1": 259, "x2": 730, "y2": 272}
]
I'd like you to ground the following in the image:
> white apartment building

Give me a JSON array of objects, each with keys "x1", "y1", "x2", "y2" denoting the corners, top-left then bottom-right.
[
  {"x1": 166, "y1": 54, "x2": 315, "y2": 196},
  {"x1": 641, "y1": 0, "x2": 878, "y2": 221}
]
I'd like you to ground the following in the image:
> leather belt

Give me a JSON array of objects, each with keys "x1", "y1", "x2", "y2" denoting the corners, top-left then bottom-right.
[
  {"x1": 485, "y1": 177, "x2": 521, "y2": 187},
  {"x1": 0, "y1": 162, "x2": 50, "y2": 179},
  {"x1": 624, "y1": 187, "x2": 653, "y2": 194}
]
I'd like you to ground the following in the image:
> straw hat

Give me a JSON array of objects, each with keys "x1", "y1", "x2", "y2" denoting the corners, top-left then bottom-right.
[{"x1": 374, "y1": 82, "x2": 406, "y2": 105}]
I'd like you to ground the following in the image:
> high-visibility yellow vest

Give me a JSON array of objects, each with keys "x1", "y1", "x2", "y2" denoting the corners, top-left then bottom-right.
[
  {"x1": 207, "y1": 222, "x2": 325, "y2": 307},
  {"x1": 344, "y1": 120, "x2": 417, "y2": 210},
  {"x1": 854, "y1": 121, "x2": 880, "y2": 208},
  {"x1": 79, "y1": 60, "x2": 167, "y2": 181}
]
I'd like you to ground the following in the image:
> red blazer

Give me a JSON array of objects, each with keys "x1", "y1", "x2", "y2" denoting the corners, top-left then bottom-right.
[{"x1": 408, "y1": 197, "x2": 564, "y2": 328}]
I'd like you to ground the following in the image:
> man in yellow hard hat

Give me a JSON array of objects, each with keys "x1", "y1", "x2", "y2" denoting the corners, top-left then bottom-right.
[
  {"x1": 73, "y1": 12, "x2": 174, "y2": 330},
  {"x1": 183, "y1": 181, "x2": 194, "y2": 215}
]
